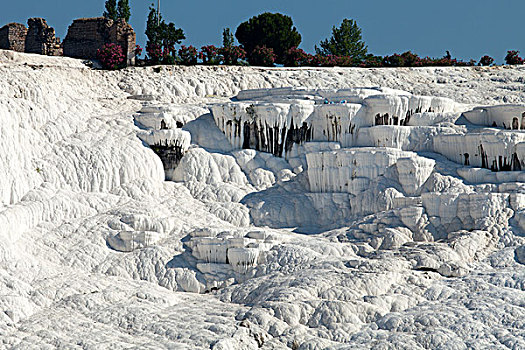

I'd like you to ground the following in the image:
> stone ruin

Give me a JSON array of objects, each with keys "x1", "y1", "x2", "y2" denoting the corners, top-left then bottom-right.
[
  {"x1": 0, "y1": 23, "x2": 27, "y2": 52},
  {"x1": 0, "y1": 17, "x2": 136, "y2": 65},
  {"x1": 0, "y1": 18, "x2": 62, "y2": 56},
  {"x1": 63, "y1": 17, "x2": 136, "y2": 66},
  {"x1": 25, "y1": 18, "x2": 62, "y2": 56}
]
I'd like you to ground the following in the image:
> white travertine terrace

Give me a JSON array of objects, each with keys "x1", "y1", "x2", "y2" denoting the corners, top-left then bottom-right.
[
  {"x1": 1, "y1": 50, "x2": 524, "y2": 349},
  {"x1": 463, "y1": 104, "x2": 525, "y2": 129},
  {"x1": 434, "y1": 130, "x2": 525, "y2": 171}
]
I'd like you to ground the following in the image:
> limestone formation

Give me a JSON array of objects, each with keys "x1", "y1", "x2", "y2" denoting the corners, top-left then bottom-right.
[{"x1": 1, "y1": 53, "x2": 525, "y2": 349}]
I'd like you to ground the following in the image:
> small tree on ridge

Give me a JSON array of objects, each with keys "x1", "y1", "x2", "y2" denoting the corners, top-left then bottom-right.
[{"x1": 316, "y1": 18, "x2": 368, "y2": 64}]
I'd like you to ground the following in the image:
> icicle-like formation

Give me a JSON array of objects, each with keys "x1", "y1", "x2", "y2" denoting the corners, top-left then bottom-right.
[
  {"x1": 433, "y1": 131, "x2": 525, "y2": 171},
  {"x1": 463, "y1": 104, "x2": 525, "y2": 129},
  {"x1": 365, "y1": 95, "x2": 457, "y2": 127},
  {"x1": 211, "y1": 102, "x2": 315, "y2": 157},
  {"x1": 306, "y1": 147, "x2": 431, "y2": 195},
  {"x1": 138, "y1": 129, "x2": 191, "y2": 179},
  {"x1": 210, "y1": 88, "x2": 459, "y2": 156}
]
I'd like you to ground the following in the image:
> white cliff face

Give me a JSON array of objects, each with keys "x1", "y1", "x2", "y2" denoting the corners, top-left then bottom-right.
[
  {"x1": 463, "y1": 104, "x2": 525, "y2": 129},
  {"x1": 1, "y1": 50, "x2": 524, "y2": 349},
  {"x1": 210, "y1": 88, "x2": 462, "y2": 155},
  {"x1": 434, "y1": 130, "x2": 525, "y2": 171},
  {"x1": 306, "y1": 147, "x2": 432, "y2": 195}
]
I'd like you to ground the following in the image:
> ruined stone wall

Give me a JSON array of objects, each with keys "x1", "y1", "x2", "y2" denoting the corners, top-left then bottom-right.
[
  {"x1": 63, "y1": 17, "x2": 136, "y2": 65},
  {"x1": 25, "y1": 18, "x2": 62, "y2": 56},
  {"x1": 0, "y1": 23, "x2": 27, "y2": 52}
]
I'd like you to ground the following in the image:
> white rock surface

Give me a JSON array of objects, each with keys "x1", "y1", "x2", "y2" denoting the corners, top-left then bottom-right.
[
  {"x1": 463, "y1": 104, "x2": 525, "y2": 129},
  {"x1": 1, "y1": 50, "x2": 524, "y2": 349}
]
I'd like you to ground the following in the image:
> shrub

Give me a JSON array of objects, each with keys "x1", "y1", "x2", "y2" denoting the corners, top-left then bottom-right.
[
  {"x1": 505, "y1": 50, "x2": 523, "y2": 65},
  {"x1": 135, "y1": 44, "x2": 143, "y2": 58},
  {"x1": 200, "y1": 45, "x2": 220, "y2": 65},
  {"x1": 248, "y1": 46, "x2": 276, "y2": 67},
  {"x1": 97, "y1": 43, "x2": 126, "y2": 70},
  {"x1": 382, "y1": 53, "x2": 406, "y2": 67},
  {"x1": 455, "y1": 59, "x2": 477, "y2": 67},
  {"x1": 146, "y1": 42, "x2": 163, "y2": 64},
  {"x1": 219, "y1": 45, "x2": 246, "y2": 65},
  {"x1": 310, "y1": 54, "x2": 330, "y2": 67},
  {"x1": 382, "y1": 51, "x2": 423, "y2": 67},
  {"x1": 310, "y1": 54, "x2": 343, "y2": 67},
  {"x1": 162, "y1": 53, "x2": 176, "y2": 65},
  {"x1": 283, "y1": 47, "x2": 313, "y2": 67},
  {"x1": 400, "y1": 51, "x2": 422, "y2": 66},
  {"x1": 478, "y1": 55, "x2": 494, "y2": 66},
  {"x1": 236, "y1": 12, "x2": 301, "y2": 64},
  {"x1": 178, "y1": 45, "x2": 198, "y2": 65},
  {"x1": 316, "y1": 18, "x2": 367, "y2": 64},
  {"x1": 360, "y1": 55, "x2": 383, "y2": 68}
]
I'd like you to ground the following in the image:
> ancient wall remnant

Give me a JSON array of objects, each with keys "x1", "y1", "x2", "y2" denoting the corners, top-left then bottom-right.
[
  {"x1": 0, "y1": 23, "x2": 27, "y2": 52},
  {"x1": 63, "y1": 17, "x2": 136, "y2": 65},
  {"x1": 25, "y1": 18, "x2": 62, "y2": 56}
]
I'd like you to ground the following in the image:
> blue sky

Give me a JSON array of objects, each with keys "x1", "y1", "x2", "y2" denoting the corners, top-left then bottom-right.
[{"x1": 1, "y1": 0, "x2": 523, "y2": 62}]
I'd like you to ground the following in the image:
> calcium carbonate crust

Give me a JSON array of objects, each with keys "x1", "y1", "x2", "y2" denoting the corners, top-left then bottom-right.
[{"x1": 0, "y1": 50, "x2": 524, "y2": 350}]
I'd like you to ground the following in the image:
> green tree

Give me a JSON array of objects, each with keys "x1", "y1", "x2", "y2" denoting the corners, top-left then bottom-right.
[
  {"x1": 235, "y1": 12, "x2": 301, "y2": 64},
  {"x1": 222, "y1": 28, "x2": 234, "y2": 48},
  {"x1": 145, "y1": 5, "x2": 161, "y2": 45},
  {"x1": 316, "y1": 19, "x2": 367, "y2": 63},
  {"x1": 103, "y1": 0, "x2": 118, "y2": 21},
  {"x1": 145, "y1": 4, "x2": 185, "y2": 62},
  {"x1": 159, "y1": 22, "x2": 185, "y2": 56},
  {"x1": 117, "y1": 0, "x2": 131, "y2": 22}
]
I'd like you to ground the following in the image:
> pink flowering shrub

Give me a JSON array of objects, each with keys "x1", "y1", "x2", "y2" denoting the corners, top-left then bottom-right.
[
  {"x1": 178, "y1": 45, "x2": 198, "y2": 65},
  {"x1": 334, "y1": 56, "x2": 353, "y2": 67},
  {"x1": 96, "y1": 43, "x2": 126, "y2": 70},
  {"x1": 283, "y1": 47, "x2": 313, "y2": 67},
  {"x1": 146, "y1": 43, "x2": 164, "y2": 64},
  {"x1": 478, "y1": 55, "x2": 494, "y2": 66},
  {"x1": 379, "y1": 51, "x2": 475, "y2": 67},
  {"x1": 200, "y1": 45, "x2": 220, "y2": 65},
  {"x1": 248, "y1": 46, "x2": 276, "y2": 66},
  {"x1": 382, "y1": 51, "x2": 422, "y2": 67},
  {"x1": 310, "y1": 54, "x2": 330, "y2": 67},
  {"x1": 505, "y1": 50, "x2": 523, "y2": 65},
  {"x1": 360, "y1": 55, "x2": 383, "y2": 68},
  {"x1": 135, "y1": 44, "x2": 143, "y2": 58},
  {"x1": 219, "y1": 45, "x2": 246, "y2": 65}
]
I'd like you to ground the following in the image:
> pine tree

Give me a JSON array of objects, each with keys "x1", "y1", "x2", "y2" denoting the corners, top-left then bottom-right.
[
  {"x1": 316, "y1": 19, "x2": 368, "y2": 63},
  {"x1": 103, "y1": 0, "x2": 118, "y2": 21},
  {"x1": 117, "y1": 0, "x2": 131, "y2": 22}
]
